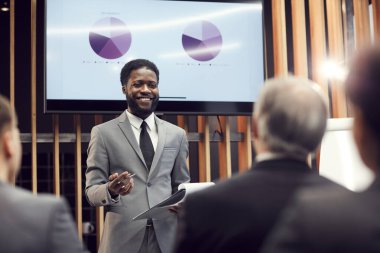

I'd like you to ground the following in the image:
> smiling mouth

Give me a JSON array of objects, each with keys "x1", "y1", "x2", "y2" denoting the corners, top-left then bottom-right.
[{"x1": 137, "y1": 97, "x2": 153, "y2": 101}]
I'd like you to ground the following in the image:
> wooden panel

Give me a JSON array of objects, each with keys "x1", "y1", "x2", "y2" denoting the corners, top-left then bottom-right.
[
  {"x1": 10, "y1": 0, "x2": 15, "y2": 110},
  {"x1": 291, "y1": 0, "x2": 308, "y2": 77},
  {"x1": 177, "y1": 115, "x2": 190, "y2": 169},
  {"x1": 31, "y1": 0, "x2": 37, "y2": 193},
  {"x1": 217, "y1": 116, "x2": 231, "y2": 179},
  {"x1": 353, "y1": 0, "x2": 371, "y2": 48},
  {"x1": 373, "y1": 0, "x2": 380, "y2": 42},
  {"x1": 237, "y1": 116, "x2": 252, "y2": 172},
  {"x1": 197, "y1": 116, "x2": 211, "y2": 182},
  {"x1": 272, "y1": 0, "x2": 288, "y2": 76},
  {"x1": 309, "y1": 0, "x2": 329, "y2": 104},
  {"x1": 94, "y1": 115, "x2": 103, "y2": 248},
  {"x1": 326, "y1": 0, "x2": 348, "y2": 118},
  {"x1": 53, "y1": 115, "x2": 60, "y2": 197},
  {"x1": 75, "y1": 115, "x2": 83, "y2": 239}
]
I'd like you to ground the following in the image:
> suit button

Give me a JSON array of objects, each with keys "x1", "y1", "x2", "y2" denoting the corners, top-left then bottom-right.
[
  {"x1": 147, "y1": 182, "x2": 152, "y2": 187},
  {"x1": 102, "y1": 199, "x2": 106, "y2": 204}
]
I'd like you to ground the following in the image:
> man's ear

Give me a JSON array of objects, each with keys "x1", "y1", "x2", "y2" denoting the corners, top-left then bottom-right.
[
  {"x1": 252, "y1": 116, "x2": 259, "y2": 139},
  {"x1": 122, "y1": 85, "x2": 127, "y2": 94},
  {"x1": 2, "y1": 130, "x2": 13, "y2": 159}
]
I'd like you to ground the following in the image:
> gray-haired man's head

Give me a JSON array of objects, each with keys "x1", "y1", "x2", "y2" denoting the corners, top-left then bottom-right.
[{"x1": 253, "y1": 77, "x2": 328, "y2": 160}]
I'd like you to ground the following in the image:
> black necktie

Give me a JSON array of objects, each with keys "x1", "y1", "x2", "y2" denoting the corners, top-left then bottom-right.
[{"x1": 140, "y1": 121, "x2": 154, "y2": 170}]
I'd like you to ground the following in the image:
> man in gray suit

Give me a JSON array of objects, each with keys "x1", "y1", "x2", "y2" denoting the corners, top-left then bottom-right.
[
  {"x1": 0, "y1": 95, "x2": 86, "y2": 253},
  {"x1": 86, "y1": 59, "x2": 190, "y2": 253}
]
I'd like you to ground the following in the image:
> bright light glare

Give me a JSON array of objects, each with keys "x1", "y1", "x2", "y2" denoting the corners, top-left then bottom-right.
[
  {"x1": 319, "y1": 59, "x2": 348, "y2": 81},
  {"x1": 47, "y1": 4, "x2": 261, "y2": 35}
]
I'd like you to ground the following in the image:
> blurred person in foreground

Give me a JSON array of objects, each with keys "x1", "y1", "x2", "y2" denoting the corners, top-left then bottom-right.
[
  {"x1": 260, "y1": 47, "x2": 380, "y2": 253},
  {"x1": 0, "y1": 95, "x2": 87, "y2": 253},
  {"x1": 173, "y1": 76, "x2": 343, "y2": 253}
]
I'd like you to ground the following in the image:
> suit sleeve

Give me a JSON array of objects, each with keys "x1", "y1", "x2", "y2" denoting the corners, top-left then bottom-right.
[
  {"x1": 171, "y1": 129, "x2": 190, "y2": 193},
  {"x1": 85, "y1": 126, "x2": 116, "y2": 206},
  {"x1": 48, "y1": 198, "x2": 88, "y2": 253}
]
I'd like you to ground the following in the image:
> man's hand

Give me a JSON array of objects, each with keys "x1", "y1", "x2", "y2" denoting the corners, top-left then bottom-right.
[
  {"x1": 169, "y1": 202, "x2": 183, "y2": 214},
  {"x1": 108, "y1": 171, "x2": 135, "y2": 197}
]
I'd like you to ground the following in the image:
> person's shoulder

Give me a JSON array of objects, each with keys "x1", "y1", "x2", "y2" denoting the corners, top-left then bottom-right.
[
  {"x1": 186, "y1": 171, "x2": 255, "y2": 202},
  {"x1": 2, "y1": 184, "x2": 66, "y2": 211}
]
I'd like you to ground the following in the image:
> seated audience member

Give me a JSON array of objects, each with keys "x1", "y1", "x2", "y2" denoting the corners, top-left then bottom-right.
[
  {"x1": 0, "y1": 95, "x2": 87, "y2": 253},
  {"x1": 260, "y1": 47, "x2": 380, "y2": 253},
  {"x1": 173, "y1": 77, "x2": 343, "y2": 253}
]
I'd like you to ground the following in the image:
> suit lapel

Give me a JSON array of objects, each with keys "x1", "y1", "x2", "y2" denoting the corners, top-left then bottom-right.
[
  {"x1": 117, "y1": 112, "x2": 147, "y2": 168},
  {"x1": 149, "y1": 115, "x2": 166, "y2": 175}
]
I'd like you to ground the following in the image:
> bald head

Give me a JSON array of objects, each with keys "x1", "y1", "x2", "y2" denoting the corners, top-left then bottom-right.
[{"x1": 254, "y1": 77, "x2": 328, "y2": 160}]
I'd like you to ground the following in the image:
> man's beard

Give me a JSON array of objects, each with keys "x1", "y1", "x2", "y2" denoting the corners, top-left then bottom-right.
[{"x1": 126, "y1": 95, "x2": 159, "y2": 119}]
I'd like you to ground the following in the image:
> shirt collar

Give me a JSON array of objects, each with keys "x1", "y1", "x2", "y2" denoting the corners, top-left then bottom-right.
[{"x1": 125, "y1": 110, "x2": 156, "y2": 131}]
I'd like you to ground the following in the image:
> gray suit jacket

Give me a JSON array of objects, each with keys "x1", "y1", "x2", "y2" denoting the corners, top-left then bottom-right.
[
  {"x1": 0, "y1": 181, "x2": 86, "y2": 253},
  {"x1": 85, "y1": 113, "x2": 190, "y2": 253}
]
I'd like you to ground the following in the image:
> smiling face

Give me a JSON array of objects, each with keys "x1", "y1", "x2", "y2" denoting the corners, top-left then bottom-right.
[{"x1": 123, "y1": 67, "x2": 159, "y2": 119}]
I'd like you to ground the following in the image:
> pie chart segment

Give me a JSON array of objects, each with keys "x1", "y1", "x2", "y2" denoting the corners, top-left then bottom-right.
[
  {"x1": 89, "y1": 17, "x2": 132, "y2": 59},
  {"x1": 182, "y1": 20, "x2": 223, "y2": 61}
]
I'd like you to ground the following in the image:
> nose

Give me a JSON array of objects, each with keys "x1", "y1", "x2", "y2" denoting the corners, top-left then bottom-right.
[{"x1": 140, "y1": 84, "x2": 151, "y2": 93}]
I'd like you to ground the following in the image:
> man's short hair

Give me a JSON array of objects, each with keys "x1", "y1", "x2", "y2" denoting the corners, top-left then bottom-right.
[
  {"x1": 0, "y1": 95, "x2": 13, "y2": 135},
  {"x1": 345, "y1": 47, "x2": 380, "y2": 141},
  {"x1": 254, "y1": 77, "x2": 328, "y2": 159},
  {"x1": 120, "y1": 59, "x2": 159, "y2": 85}
]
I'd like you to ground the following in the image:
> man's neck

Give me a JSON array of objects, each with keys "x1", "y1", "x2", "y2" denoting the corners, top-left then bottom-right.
[{"x1": 0, "y1": 165, "x2": 10, "y2": 183}]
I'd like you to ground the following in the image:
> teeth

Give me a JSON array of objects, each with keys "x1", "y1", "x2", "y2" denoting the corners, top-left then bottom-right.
[{"x1": 140, "y1": 98, "x2": 151, "y2": 101}]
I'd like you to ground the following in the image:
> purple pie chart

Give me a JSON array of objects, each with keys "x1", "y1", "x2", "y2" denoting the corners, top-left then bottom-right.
[
  {"x1": 182, "y1": 20, "x2": 223, "y2": 61},
  {"x1": 89, "y1": 17, "x2": 132, "y2": 59}
]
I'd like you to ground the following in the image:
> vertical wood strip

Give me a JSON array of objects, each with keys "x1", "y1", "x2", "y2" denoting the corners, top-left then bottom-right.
[
  {"x1": 326, "y1": 0, "x2": 348, "y2": 118},
  {"x1": 10, "y1": 0, "x2": 15, "y2": 110},
  {"x1": 217, "y1": 116, "x2": 231, "y2": 179},
  {"x1": 353, "y1": 0, "x2": 371, "y2": 48},
  {"x1": 309, "y1": 0, "x2": 329, "y2": 108},
  {"x1": 177, "y1": 115, "x2": 190, "y2": 169},
  {"x1": 272, "y1": 0, "x2": 288, "y2": 76},
  {"x1": 94, "y1": 115, "x2": 104, "y2": 249},
  {"x1": 373, "y1": 0, "x2": 380, "y2": 42},
  {"x1": 292, "y1": 0, "x2": 308, "y2": 77},
  {"x1": 31, "y1": 0, "x2": 37, "y2": 193},
  {"x1": 75, "y1": 115, "x2": 83, "y2": 239},
  {"x1": 237, "y1": 116, "x2": 252, "y2": 172},
  {"x1": 197, "y1": 116, "x2": 211, "y2": 182},
  {"x1": 53, "y1": 115, "x2": 60, "y2": 196}
]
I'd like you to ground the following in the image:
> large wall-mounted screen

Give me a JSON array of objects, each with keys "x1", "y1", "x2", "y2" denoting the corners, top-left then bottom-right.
[{"x1": 45, "y1": 0, "x2": 264, "y2": 114}]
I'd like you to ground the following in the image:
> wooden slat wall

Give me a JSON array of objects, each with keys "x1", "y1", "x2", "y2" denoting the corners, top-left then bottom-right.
[
  {"x1": 353, "y1": 0, "x2": 371, "y2": 48},
  {"x1": 272, "y1": 0, "x2": 288, "y2": 77},
  {"x1": 10, "y1": 0, "x2": 15, "y2": 185},
  {"x1": 31, "y1": 0, "x2": 37, "y2": 193},
  {"x1": 309, "y1": 0, "x2": 329, "y2": 103},
  {"x1": 326, "y1": 0, "x2": 348, "y2": 118},
  {"x1": 94, "y1": 115, "x2": 104, "y2": 248},
  {"x1": 10, "y1": 0, "x2": 15, "y2": 111},
  {"x1": 373, "y1": 0, "x2": 380, "y2": 42},
  {"x1": 291, "y1": 0, "x2": 308, "y2": 77},
  {"x1": 237, "y1": 116, "x2": 252, "y2": 173},
  {"x1": 53, "y1": 115, "x2": 60, "y2": 196},
  {"x1": 217, "y1": 116, "x2": 231, "y2": 179},
  {"x1": 197, "y1": 116, "x2": 211, "y2": 182},
  {"x1": 9, "y1": 0, "x2": 377, "y2": 249},
  {"x1": 74, "y1": 115, "x2": 83, "y2": 239}
]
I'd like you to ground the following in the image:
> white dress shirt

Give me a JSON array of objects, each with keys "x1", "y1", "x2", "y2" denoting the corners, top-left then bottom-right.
[{"x1": 125, "y1": 110, "x2": 158, "y2": 151}]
